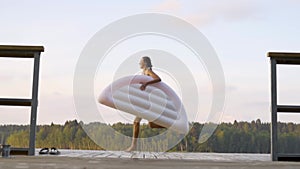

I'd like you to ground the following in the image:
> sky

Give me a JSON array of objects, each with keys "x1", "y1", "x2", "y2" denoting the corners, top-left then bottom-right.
[{"x1": 0, "y1": 0, "x2": 300, "y2": 125}]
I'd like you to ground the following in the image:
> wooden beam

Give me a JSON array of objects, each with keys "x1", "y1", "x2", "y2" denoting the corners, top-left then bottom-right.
[
  {"x1": 270, "y1": 58, "x2": 278, "y2": 161},
  {"x1": 0, "y1": 45, "x2": 44, "y2": 52},
  {"x1": 268, "y1": 52, "x2": 300, "y2": 58},
  {"x1": 278, "y1": 153, "x2": 300, "y2": 161},
  {"x1": 0, "y1": 98, "x2": 32, "y2": 106},
  {"x1": 29, "y1": 52, "x2": 41, "y2": 156},
  {"x1": 10, "y1": 147, "x2": 29, "y2": 155},
  {"x1": 268, "y1": 52, "x2": 300, "y2": 64},
  {"x1": 277, "y1": 105, "x2": 300, "y2": 113},
  {"x1": 0, "y1": 51, "x2": 36, "y2": 58},
  {"x1": 0, "y1": 45, "x2": 44, "y2": 58}
]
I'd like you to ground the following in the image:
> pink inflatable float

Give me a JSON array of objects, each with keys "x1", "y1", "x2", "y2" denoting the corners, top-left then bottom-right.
[{"x1": 98, "y1": 75, "x2": 189, "y2": 134}]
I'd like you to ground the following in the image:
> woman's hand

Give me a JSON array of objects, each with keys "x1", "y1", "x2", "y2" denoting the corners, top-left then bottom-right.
[{"x1": 140, "y1": 82, "x2": 147, "y2": 91}]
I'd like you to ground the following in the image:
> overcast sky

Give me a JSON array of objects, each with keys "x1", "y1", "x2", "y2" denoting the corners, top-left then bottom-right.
[{"x1": 1, "y1": 0, "x2": 300, "y2": 125}]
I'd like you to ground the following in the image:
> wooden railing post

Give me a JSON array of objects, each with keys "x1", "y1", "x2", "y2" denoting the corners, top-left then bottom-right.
[
  {"x1": 268, "y1": 52, "x2": 300, "y2": 161},
  {"x1": 0, "y1": 45, "x2": 44, "y2": 156}
]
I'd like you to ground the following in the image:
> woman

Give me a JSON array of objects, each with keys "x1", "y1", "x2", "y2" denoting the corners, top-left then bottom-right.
[{"x1": 126, "y1": 56, "x2": 164, "y2": 152}]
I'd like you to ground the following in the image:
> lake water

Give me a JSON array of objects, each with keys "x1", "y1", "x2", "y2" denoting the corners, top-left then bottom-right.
[{"x1": 36, "y1": 149, "x2": 271, "y2": 162}]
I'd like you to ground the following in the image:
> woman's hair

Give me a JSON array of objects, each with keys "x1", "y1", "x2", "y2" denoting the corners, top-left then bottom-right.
[{"x1": 142, "y1": 56, "x2": 152, "y2": 68}]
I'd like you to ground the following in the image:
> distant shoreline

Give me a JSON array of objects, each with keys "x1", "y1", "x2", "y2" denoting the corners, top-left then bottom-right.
[{"x1": 1, "y1": 119, "x2": 300, "y2": 154}]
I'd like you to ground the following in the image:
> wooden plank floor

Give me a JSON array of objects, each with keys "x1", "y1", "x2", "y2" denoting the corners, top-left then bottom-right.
[
  {"x1": 1, "y1": 155, "x2": 300, "y2": 169},
  {"x1": 35, "y1": 149, "x2": 271, "y2": 162}
]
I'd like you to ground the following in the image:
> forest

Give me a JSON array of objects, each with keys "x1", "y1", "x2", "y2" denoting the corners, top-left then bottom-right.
[{"x1": 1, "y1": 119, "x2": 300, "y2": 153}]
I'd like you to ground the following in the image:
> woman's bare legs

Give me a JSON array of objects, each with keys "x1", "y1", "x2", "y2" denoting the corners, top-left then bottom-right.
[
  {"x1": 148, "y1": 122, "x2": 165, "y2": 128},
  {"x1": 126, "y1": 121, "x2": 140, "y2": 151}
]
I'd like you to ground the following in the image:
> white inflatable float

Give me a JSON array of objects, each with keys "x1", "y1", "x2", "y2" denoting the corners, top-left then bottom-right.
[{"x1": 98, "y1": 75, "x2": 189, "y2": 134}]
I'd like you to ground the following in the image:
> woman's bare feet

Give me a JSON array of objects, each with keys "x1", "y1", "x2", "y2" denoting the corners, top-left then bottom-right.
[{"x1": 125, "y1": 145, "x2": 136, "y2": 152}]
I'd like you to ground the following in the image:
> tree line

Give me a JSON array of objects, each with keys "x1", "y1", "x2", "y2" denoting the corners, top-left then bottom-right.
[{"x1": 1, "y1": 119, "x2": 300, "y2": 153}]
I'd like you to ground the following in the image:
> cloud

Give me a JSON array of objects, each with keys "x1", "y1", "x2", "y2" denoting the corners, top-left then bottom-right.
[
  {"x1": 152, "y1": 0, "x2": 260, "y2": 26},
  {"x1": 287, "y1": 0, "x2": 300, "y2": 4},
  {"x1": 188, "y1": 1, "x2": 260, "y2": 26},
  {"x1": 153, "y1": 0, "x2": 181, "y2": 12},
  {"x1": 0, "y1": 75, "x2": 13, "y2": 81},
  {"x1": 226, "y1": 85, "x2": 238, "y2": 93}
]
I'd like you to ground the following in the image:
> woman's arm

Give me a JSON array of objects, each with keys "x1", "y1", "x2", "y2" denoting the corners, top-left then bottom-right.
[{"x1": 140, "y1": 69, "x2": 161, "y2": 90}]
